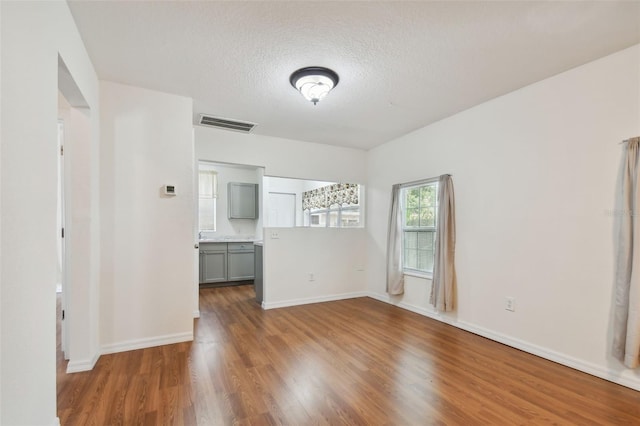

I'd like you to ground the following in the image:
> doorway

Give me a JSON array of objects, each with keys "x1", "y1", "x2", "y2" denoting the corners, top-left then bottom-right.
[
  {"x1": 57, "y1": 55, "x2": 96, "y2": 374},
  {"x1": 56, "y1": 117, "x2": 67, "y2": 359}
]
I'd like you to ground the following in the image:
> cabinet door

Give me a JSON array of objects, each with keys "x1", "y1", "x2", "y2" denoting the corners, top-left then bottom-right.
[
  {"x1": 201, "y1": 250, "x2": 227, "y2": 283},
  {"x1": 228, "y1": 183, "x2": 258, "y2": 219},
  {"x1": 228, "y1": 251, "x2": 255, "y2": 281},
  {"x1": 254, "y1": 245, "x2": 263, "y2": 303}
]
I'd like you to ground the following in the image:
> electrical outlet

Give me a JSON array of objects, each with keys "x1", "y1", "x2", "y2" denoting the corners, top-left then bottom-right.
[
  {"x1": 270, "y1": 231, "x2": 279, "y2": 239},
  {"x1": 308, "y1": 273, "x2": 315, "y2": 282},
  {"x1": 505, "y1": 297, "x2": 515, "y2": 312}
]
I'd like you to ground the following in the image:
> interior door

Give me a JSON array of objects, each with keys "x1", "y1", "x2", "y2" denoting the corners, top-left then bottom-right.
[
  {"x1": 193, "y1": 154, "x2": 200, "y2": 317},
  {"x1": 57, "y1": 120, "x2": 68, "y2": 359},
  {"x1": 268, "y1": 192, "x2": 296, "y2": 227}
]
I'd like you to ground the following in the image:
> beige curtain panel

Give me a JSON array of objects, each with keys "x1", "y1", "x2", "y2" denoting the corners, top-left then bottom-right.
[
  {"x1": 430, "y1": 174, "x2": 457, "y2": 312},
  {"x1": 387, "y1": 184, "x2": 405, "y2": 295},
  {"x1": 613, "y1": 136, "x2": 640, "y2": 368}
]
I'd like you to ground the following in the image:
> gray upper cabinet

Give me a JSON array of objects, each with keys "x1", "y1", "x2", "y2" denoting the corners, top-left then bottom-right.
[{"x1": 228, "y1": 182, "x2": 258, "y2": 219}]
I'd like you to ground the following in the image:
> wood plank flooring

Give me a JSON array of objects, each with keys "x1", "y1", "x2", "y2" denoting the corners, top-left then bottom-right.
[{"x1": 57, "y1": 285, "x2": 640, "y2": 425}]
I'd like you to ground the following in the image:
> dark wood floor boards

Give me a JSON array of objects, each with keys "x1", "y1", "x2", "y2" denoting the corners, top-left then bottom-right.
[{"x1": 57, "y1": 285, "x2": 640, "y2": 425}]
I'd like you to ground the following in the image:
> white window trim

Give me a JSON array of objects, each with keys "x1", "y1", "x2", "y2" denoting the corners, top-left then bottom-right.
[
  {"x1": 198, "y1": 169, "x2": 218, "y2": 231},
  {"x1": 400, "y1": 177, "x2": 439, "y2": 275},
  {"x1": 403, "y1": 269, "x2": 433, "y2": 280},
  {"x1": 400, "y1": 176, "x2": 439, "y2": 190},
  {"x1": 305, "y1": 183, "x2": 364, "y2": 228},
  {"x1": 308, "y1": 204, "x2": 362, "y2": 228}
]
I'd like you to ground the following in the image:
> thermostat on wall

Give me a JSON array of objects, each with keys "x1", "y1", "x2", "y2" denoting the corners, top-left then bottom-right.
[{"x1": 164, "y1": 185, "x2": 176, "y2": 196}]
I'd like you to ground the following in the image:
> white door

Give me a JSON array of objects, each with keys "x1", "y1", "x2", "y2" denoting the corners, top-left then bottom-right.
[
  {"x1": 268, "y1": 192, "x2": 296, "y2": 227},
  {"x1": 193, "y1": 151, "x2": 200, "y2": 318},
  {"x1": 57, "y1": 120, "x2": 68, "y2": 359}
]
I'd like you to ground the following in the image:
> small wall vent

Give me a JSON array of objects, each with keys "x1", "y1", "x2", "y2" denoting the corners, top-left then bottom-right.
[{"x1": 198, "y1": 114, "x2": 256, "y2": 133}]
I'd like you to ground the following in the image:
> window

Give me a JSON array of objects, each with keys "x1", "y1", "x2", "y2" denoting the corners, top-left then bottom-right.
[
  {"x1": 198, "y1": 169, "x2": 217, "y2": 231},
  {"x1": 303, "y1": 183, "x2": 362, "y2": 228},
  {"x1": 308, "y1": 205, "x2": 361, "y2": 228},
  {"x1": 402, "y1": 181, "x2": 438, "y2": 274}
]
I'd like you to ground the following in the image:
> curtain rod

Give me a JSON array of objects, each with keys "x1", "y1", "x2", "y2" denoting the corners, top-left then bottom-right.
[
  {"x1": 620, "y1": 137, "x2": 640, "y2": 144},
  {"x1": 399, "y1": 174, "x2": 452, "y2": 188}
]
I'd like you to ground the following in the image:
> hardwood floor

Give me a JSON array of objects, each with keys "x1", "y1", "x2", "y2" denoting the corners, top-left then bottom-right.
[{"x1": 57, "y1": 286, "x2": 640, "y2": 425}]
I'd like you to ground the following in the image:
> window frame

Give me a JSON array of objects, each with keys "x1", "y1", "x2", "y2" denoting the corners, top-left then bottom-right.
[
  {"x1": 307, "y1": 204, "x2": 361, "y2": 228},
  {"x1": 198, "y1": 169, "x2": 218, "y2": 232},
  {"x1": 304, "y1": 183, "x2": 363, "y2": 228},
  {"x1": 401, "y1": 178, "x2": 439, "y2": 277}
]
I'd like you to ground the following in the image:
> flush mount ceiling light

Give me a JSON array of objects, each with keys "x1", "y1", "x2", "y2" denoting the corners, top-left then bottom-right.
[{"x1": 289, "y1": 66, "x2": 339, "y2": 105}]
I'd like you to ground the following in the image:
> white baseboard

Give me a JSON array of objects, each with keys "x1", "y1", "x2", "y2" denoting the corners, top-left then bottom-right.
[
  {"x1": 66, "y1": 332, "x2": 194, "y2": 373},
  {"x1": 100, "y1": 331, "x2": 193, "y2": 355},
  {"x1": 367, "y1": 291, "x2": 640, "y2": 392},
  {"x1": 455, "y1": 319, "x2": 640, "y2": 392},
  {"x1": 66, "y1": 350, "x2": 101, "y2": 373},
  {"x1": 262, "y1": 291, "x2": 368, "y2": 310},
  {"x1": 193, "y1": 310, "x2": 200, "y2": 318}
]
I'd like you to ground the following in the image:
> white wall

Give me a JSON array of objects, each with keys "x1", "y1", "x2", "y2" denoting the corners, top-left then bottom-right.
[
  {"x1": 263, "y1": 227, "x2": 367, "y2": 308},
  {"x1": 199, "y1": 162, "x2": 261, "y2": 238},
  {"x1": 195, "y1": 126, "x2": 366, "y2": 183},
  {"x1": 196, "y1": 126, "x2": 369, "y2": 307},
  {"x1": 367, "y1": 45, "x2": 640, "y2": 389},
  {"x1": 0, "y1": 2, "x2": 100, "y2": 424},
  {"x1": 1, "y1": 2, "x2": 4, "y2": 421},
  {"x1": 61, "y1": 104, "x2": 100, "y2": 373},
  {"x1": 100, "y1": 81, "x2": 194, "y2": 352}
]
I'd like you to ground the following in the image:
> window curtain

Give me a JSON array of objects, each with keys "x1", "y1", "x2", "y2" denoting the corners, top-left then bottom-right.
[
  {"x1": 387, "y1": 184, "x2": 404, "y2": 295},
  {"x1": 303, "y1": 183, "x2": 359, "y2": 210},
  {"x1": 430, "y1": 174, "x2": 456, "y2": 311},
  {"x1": 613, "y1": 136, "x2": 640, "y2": 368},
  {"x1": 199, "y1": 170, "x2": 217, "y2": 199}
]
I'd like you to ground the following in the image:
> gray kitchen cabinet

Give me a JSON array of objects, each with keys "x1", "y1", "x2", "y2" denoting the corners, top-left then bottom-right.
[
  {"x1": 200, "y1": 243, "x2": 227, "y2": 283},
  {"x1": 228, "y1": 182, "x2": 258, "y2": 219},
  {"x1": 254, "y1": 243, "x2": 263, "y2": 304},
  {"x1": 227, "y1": 243, "x2": 255, "y2": 281},
  {"x1": 199, "y1": 242, "x2": 255, "y2": 283}
]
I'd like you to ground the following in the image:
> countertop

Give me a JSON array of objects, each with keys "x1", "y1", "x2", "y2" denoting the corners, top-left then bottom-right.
[{"x1": 199, "y1": 238, "x2": 257, "y2": 244}]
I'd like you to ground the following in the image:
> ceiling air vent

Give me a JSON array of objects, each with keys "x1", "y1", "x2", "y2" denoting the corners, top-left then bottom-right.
[{"x1": 198, "y1": 114, "x2": 256, "y2": 133}]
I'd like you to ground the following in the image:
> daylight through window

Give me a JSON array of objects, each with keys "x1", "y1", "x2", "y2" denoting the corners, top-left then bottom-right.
[
  {"x1": 303, "y1": 183, "x2": 362, "y2": 228},
  {"x1": 199, "y1": 169, "x2": 218, "y2": 231},
  {"x1": 402, "y1": 180, "x2": 438, "y2": 274}
]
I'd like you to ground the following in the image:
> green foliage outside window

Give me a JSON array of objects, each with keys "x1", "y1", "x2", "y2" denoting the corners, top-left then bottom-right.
[{"x1": 402, "y1": 182, "x2": 437, "y2": 273}]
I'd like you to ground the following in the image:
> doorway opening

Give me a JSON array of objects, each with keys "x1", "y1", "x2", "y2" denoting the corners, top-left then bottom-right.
[
  {"x1": 194, "y1": 161, "x2": 264, "y2": 316},
  {"x1": 57, "y1": 55, "x2": 94, "y2": 378},
  {"x1": 56, "y1": 115, "x2": 67, "y2": 360}
]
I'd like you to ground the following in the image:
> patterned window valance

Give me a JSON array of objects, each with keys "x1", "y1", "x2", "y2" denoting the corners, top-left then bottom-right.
[{"x1": 303, "y1": 183, "x2": 359, "y2": 210}]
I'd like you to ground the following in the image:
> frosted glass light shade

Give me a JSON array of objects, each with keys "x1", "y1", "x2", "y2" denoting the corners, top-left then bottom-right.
[{"x1": 290, "y1": 67, "x2": 339, "y2": 105}]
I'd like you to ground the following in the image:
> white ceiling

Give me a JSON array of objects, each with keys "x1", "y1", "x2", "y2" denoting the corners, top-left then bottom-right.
[{"x1": 68, "y1": 1, "x2": 640, "y2": 150}]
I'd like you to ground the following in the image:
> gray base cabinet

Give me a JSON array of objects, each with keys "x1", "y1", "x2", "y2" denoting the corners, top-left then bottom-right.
[
  {"x1": 254, "y1": 244, "x2": 263, "y2": 304},
  {"x1": 228, "y1": 243, "x2": 255, "y2": 281},
  {"x1": 200, "y1": 243, "x2": 227, "y2": 283},
  {"x1": 200, "y1": 242, "x2": 254, "y2": 284}
]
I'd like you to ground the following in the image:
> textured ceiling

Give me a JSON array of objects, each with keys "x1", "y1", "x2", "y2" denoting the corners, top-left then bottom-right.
[{"x1": 68, "y1": 1, "x2": 640, "y2": 150}]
